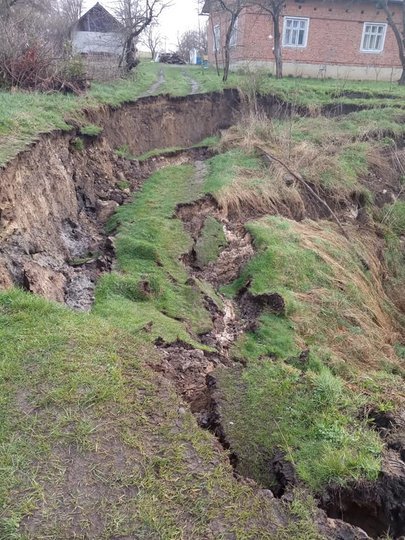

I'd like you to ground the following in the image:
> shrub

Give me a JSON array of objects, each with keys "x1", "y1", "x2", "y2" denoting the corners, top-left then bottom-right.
[{"x1": 79, "y1": 124, "x2": 103, "y2": 137}]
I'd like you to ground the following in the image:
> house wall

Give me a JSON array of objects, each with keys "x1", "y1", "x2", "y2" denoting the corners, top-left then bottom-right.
[
  {"x1": 207, "y1": 0, "x2": 403, "y2": 80},
  {"x1": 72, "y1": 31, "x2": 122, "y2": 56}
]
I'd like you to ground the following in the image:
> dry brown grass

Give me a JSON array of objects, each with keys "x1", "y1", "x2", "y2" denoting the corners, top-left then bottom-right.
[
  {"x1": 215, "y1": 167, "x2": 306, "y2": 221},
  {"x1": 218, "y1": 110, "x2": 402, "y2": 215},
  {"x1": 289, "y1": 220, "x2": 402, "y2": 375}
]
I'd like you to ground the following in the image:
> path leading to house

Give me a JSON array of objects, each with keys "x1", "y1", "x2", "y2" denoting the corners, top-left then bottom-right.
[
  {"x1": 182, "y1": 70, "x2": 201, "y2": 94},
  {"x1": 142, "y1": 68, "x2": 166, "y2": 96}
]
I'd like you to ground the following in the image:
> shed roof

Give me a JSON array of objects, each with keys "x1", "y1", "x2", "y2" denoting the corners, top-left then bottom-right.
[{"x1": 75, "y1": 2, "x2": 121, "y2": 33}]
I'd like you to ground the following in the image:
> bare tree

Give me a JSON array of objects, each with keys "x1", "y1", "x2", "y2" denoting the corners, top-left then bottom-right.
[
  {"x1": 216, "y1": 0, "x2": 245, "y2": 82},
  {"x1": 140, "y1": 23, "x2": 162, "y2": 59},
  {"x1": 176, "y1": 28, "x2": 207, "y2": 62},
  {"x1": 379, "y1": 0, "x2": 405, "y2": 85},
  {"x1": 114, "y1": 0, "x2": 169, "y2": 71},
  {"x1": 256, "y1": 0, "x2": 284, "y2": 78},
  {"x1": 58, "y1": 0, "x2": 83, "y2": 26},
  {"x1": 209, "y1": 15, "x2": 221, "y2": 75}
]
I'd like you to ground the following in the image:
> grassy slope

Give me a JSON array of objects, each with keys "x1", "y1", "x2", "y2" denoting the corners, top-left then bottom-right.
[
  {"x1": 94, "y1": 164, "x2": 214, "y2": 343},
  {"x1": 0, "y1": 155, "x2": 332, "y2": 538},
  {"x1": 204, "y1": 111, "x2": 405, "y2": 492}
]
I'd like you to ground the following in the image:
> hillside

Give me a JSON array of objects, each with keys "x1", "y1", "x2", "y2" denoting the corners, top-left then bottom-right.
[{"x1": 0, "y1": 67, "x2": 404, "y2": 539}]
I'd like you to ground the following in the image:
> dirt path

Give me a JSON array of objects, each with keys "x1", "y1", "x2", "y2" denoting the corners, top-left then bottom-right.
[
  {"x1": 182, "y1": 71, "x2": 200, "y2": 94},
  {"x1": 143, "y1": 69, "x2": 166, "y2": 96}
]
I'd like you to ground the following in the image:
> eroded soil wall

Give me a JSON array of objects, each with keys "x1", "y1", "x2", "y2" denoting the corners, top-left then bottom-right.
[{"x1": 0, "y1": 91, "x2": 240, "y2": 305}]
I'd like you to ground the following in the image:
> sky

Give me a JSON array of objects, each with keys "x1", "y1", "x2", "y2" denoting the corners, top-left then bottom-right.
[{"x1": 83, "y1": 0, "x2": 207, "y2": 50}]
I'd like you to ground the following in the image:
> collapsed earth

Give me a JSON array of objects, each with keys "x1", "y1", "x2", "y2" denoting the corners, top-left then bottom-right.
[{"x1": 1, "y1": 66, "x2": 405, "y2": 539}]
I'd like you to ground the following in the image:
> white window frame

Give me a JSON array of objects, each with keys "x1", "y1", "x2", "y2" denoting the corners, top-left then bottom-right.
[
  {"x1": 213, "y1": 24, "x2": 221, "y2": 53},
  {"x1": 360, "y1": 22, "x2": 387, "y2": 53},
  {"x1": 282, "y1": 16, "x2": 309, "y2": 48},
  {"x1": 230, "y1": 16, "x2": 239, "y2": 47}
]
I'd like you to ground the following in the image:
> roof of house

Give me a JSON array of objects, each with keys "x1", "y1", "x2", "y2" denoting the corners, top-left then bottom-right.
[
  {"x1": 201, "y1": 0, "x2": 403, "y2": 14},
  {"x1": 75, "y1": 2, "x2": 121, "y2": 32}
]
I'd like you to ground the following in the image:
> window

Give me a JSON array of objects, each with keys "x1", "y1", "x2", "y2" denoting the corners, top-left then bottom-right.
[
  {"x1": 230, "y1": 17, "x2": 239, "y2": 47},
  {"x1": 283, "y1": 17, "x2": 309, "y2": 47},
  {"x1": 213, "y1": 25, "x2": 221, "y2": 52},
  {"x1": 361, "y1": 23, "x2": 387, "y2": 52}
]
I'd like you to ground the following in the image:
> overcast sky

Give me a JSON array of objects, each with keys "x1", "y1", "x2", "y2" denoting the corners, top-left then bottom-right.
[{"x1": 83, "y1": 0, "x2": 206, "y2": 50}]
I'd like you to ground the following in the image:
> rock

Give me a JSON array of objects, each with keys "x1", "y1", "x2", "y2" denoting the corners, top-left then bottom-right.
[
  {"x1": 23, "y1": 261, "x2": 66, "y2": 303},
  {"x1": 261, "y1": 488, "x2": 275, "y2": 499},
  {"x1": 64, "y1": 273, "x2": 94, "y2": 311},
  {"x1": 318, "y1": 517, "x2": 370, "y2": 539},
  {"x1": 96, "y1": 200, "x2": 119, "y2": 222}
]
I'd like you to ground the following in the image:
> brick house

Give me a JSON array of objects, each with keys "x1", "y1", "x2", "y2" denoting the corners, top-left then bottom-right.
[{"x1": 203, "y1": 0, "x2": 403, "y2": 80}]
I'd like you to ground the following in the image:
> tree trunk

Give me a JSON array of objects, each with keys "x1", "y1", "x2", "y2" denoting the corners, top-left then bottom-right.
[
  {"x1": 272, "y1": 12, "x2": 282, "y2": 79},
  {"x1": 223, "y1": 12, "x2": 238, "y2": 82},
  {"x1": 222, "y1": 34, "x2": 230, "y2": 82},
  {"x1": 124, "y1": 36, "x2": 138, "y2": 71},
  {"x1": 382, "y1": 1, "x2": 405, "y2": 85},
  {"x1": 210, "y1": 18, "x2": 220, "y2": 76}
]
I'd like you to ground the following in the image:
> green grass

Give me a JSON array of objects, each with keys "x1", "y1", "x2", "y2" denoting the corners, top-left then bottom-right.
[
  {"x1": 216, "y1": 360, "x2": 382, "y2": 491},
  {"x1": 205, "y1": 148, "x2": 263, "y2": 193},
  {"x1": 195, "y1": 216, "x2": 227, "y2": 267},
  {"x1": 216, "y1": 214, "x2": 403, "y2": 491},
  {"x1": 0, "y1": 289, "x2": 287, "y2": 539},
  {"x1": 93, "y1": 151, "x2": 262, "y2": 346},
  {"x1": 93, "y1": 164, "x2": 215, "y2": 343},
  {"x1": 79, "y1": 123, "x2": 103, "y2": 136}
]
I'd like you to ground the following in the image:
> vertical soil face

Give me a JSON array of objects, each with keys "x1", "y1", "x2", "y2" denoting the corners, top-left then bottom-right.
[{"x1": 87, "y1": 90, "x2": 241, "y2": 156}]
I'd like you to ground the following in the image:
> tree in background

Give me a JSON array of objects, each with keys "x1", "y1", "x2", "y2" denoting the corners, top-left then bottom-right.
[
  {"x1": 216, "y1": 0, "x2": 246, "y2": 82},
  {"x1": 140, "y1": 23, "x2": 162, "y2": 59},
  {"x1": 58, "y1": 0, "x2": 83, "y2": 27},
  {"x1": 176, "y1": 27, "x2": 207, "y2": 62},
  {"x1": 51, "y1": 0, "x2": 84, "y2": 54},
  {"x1": 256, "y1": 0, "x2": 284, "y2": 78},
  {"x1": 114, "y1": 0, "x2": 169, "y2": 71},
  {"x1": 378, "y1": 0, "x2": 405, "y2": 84}
]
